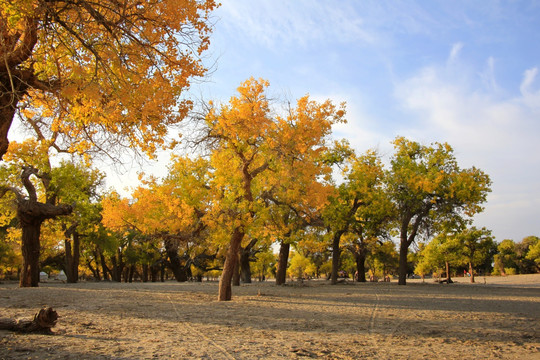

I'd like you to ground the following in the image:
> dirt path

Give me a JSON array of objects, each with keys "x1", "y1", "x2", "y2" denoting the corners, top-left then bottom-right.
[{"x1": 0, "y1": 275, "x2": 539, "y2": 359}]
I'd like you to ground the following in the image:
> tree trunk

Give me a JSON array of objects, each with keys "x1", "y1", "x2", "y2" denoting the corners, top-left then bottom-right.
[
  {"x1": 275, "y1": 241, "x2": 290, "y2": 286},
  {"x1": 127, "y1": 265, "x2": 134, "y2": 283},
  {"x1": 99, "y1": 251, "x2": 110, "y2": 281},
  {"x1": 0, "y1": 307, "x2": 58, "y2": 334},
  {"x1": 86, "y1": 258, "x2": 100, "y2": 281},
  {"x1": 355, "y1": 251, "x2": 367, "y2": 282},
  {"x1": 331, "y1": 230, "x2": 344, "y2": 285},
  {"x1": 150, "y1": 263, "x2": 160, "y2": 282},
  {"x1": 469, "y1": 262, "x2": 475, "y2": 283},
  {"x1": 444, "y1": 260, "x2": 453, "y2": 284},
  {"x1": 164, "y1": 239, "x2": 189, "y2": 282},
  {"x1": 15, "y1": 167, "x2": 73, "y2": 287},
  {"x1": 398, "y1": 239, "x2": 409, "y2": 285},
  {"x1": 218, "y1": 228, "x2": 244, "y2": 301},
  {"x1": 240, "y1": 239, "x2": 258, "y2": 284},
  {"x1": 239, "y1": 250, "x2": 252, "y2": 283},
  {"x1": 64, "y1": 232, "x2": 80, "y2": 283},
  {"x1": 111, "y1": 251, "x2": 123, "y2": 282},
  {"x1": 142, "y1": 264, "x2": 149, "y2": 282},
  {"x1": 232, "y1": 255, "x2": 240, "y2": 286},
  {"x1": 160, "y1": 263, "x2": 166, "y2": 282},
  {"x1": 19, "y1": 221, "x2": 42, "y2": 287},
  {"x1": 0, "y1": 92, "x2": 18, "y2": 160}
]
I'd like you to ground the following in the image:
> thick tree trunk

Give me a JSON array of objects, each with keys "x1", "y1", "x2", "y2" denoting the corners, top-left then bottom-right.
[
  {"x1": 355, "y1": 252, "x2": 367, "y2": 282},
  {"x1": 160, "y1": 263, "x2": 166, "y2": 282},
  {"x1": 142, "y1": 264, "x2": 149, "y2": 282},
  {"x1": 19, "y1": 222, "x2": 42, "y2": 287},
  {"x1": 64, "y1": 232, "x2": 80, "y2": 283},
  {"x1": 127, "y1": 265, "x2": 135, "y2": 283},
  {"x1": 99, "y1": 251, "x2": 110, "y2": 281},
  {"x1": 164, "y1": 239, "x2": 189, "y2": 282},
  {"x1": 150, "y1": 263, "x2": 160, "y2": 282},
  {"x1": 275, "y1": 241, "x2": 290, "y2": 286},
  {"x1": 398, "y1": 239, "x2": 409, "y2": 285},
  {"x1": 111, "y1": 251, "x2": 124, "y2": 282},
  {"x1": 0, "y1": 93, "x2": 18, "y2": 160},
  {"x1": 15, "y1": 167, "x2": 72, "y2": 287},
  {"x1": 240, "y1": 239, "x2": 257, "y2": 284},
  {"x1": 232, "y1": 255, "x2": 240, "y2": 286},
  {"x1": 239, "y1": 249, "x2": 252, "y2": 283},
  {"x1": 218, "y1": 228, "x2": 244, "y2": 301},
  {"x1": 331, "y1": 231, "x2": 344, "y2": 285},
  {"x1": 0, "y1": 307, "x2": 58, "y2": 334}
]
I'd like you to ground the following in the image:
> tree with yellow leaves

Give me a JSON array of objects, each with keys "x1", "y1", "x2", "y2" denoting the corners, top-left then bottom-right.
[
  {"x1": 199, "y1": 78, "x2": 345, "y2": 300},
  {"x1": 0, "y1": 0, "x2": 217, "y2": 160},
  {"x1": 101, "y1": 155, "x2": 214, "y2": 282}
]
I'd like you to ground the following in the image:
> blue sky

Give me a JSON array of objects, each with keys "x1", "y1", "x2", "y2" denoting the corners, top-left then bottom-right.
[{"x1": 113, "y1": 1, "x2": 540, "y2": 243}]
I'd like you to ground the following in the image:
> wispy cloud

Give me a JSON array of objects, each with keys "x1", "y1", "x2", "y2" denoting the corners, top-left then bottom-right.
[
  {"x1": 448, "y1": 42, "x2": 464, "y2": 64},
  {"x1": 394, "y1": 44, "x2": 540, "y2": 239},
  {"x1": 216, "y1": 1, "x2": 379, "y2": 49}
]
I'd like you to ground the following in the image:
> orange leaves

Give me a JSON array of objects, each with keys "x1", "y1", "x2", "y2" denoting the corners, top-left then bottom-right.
[{"x1": 5, "y1": 0, "x2": 218, "y2": 159}]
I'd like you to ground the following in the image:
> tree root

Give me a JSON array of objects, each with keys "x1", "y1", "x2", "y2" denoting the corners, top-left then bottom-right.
[{"x1": 0, "y1": 307, "x2": 58, "y2": 334}]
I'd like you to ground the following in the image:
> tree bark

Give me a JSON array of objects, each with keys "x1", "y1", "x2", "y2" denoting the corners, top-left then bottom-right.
[
  {"x1": 218, "y1": 228, "x2": 244, "y2": 301},
  {"x1": 14, "y1": 167, "x2": 72, "y2": 287},
  {"x1": 0, "y1": 307, "x2": 58, "y2": 334},
  {"x1": 355, "y1": 251, "x2": 367, "y2": 282},
  {"x1": 240, "y1": 239, "x2": 258, "y2": 284},
  {"x1": 64, "y1": 231, "x2": 80, "y2": 283},
  {"x1": 331, "y1": 230, "x2": 345, "y2": 285},
  {"x1": 443, "y1": 260, "x2": 453, "y2": 284},
  {"x1": 142, "y1": 264, "x2": 149, "y2": 282},
  {"x1": 275, "y1": 241, "x2": 290, "y2": 286},
  {"x1": 398, "y1": 238, "x2": 409, "y2": 285},
  {"x1": 232, "y1": 255, "x2": 240, "y2": 286},
  {"x1": 164, "y1": 239, "x2": 189, "y2": 282},
  {"x1": 0, "y1": 95, "x2": 17, "y2": 160},
  {"x1": 19, "y1": 221, "x2": 42, "y2": 287},
  {"x1": 100, "y1": 252, "x2": 110, "y2": 281},
  {"x1": 239, "y1": 249, "x2": 251, "y2": 283},
  {"x1": 111, "y1": 251, "x2": 123, "y2": 282},
  {"x1": 150, "y1": 263, "x2": 160, "y2": 282}
]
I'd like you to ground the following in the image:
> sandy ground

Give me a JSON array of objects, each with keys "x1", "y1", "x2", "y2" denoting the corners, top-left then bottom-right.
[{"x1": 0, "y1": 274, "x2": 539, "y2": 360}]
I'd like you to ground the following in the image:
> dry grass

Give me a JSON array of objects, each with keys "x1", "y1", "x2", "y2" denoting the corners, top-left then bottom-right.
[{"x1": 0, "y1": 274, "x2": 539, "y2": 359}]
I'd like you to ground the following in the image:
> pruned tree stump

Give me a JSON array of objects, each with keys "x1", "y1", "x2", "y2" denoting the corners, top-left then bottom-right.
[{"x1": 0, "y1": 307, "x2": 58, "y2": 334}]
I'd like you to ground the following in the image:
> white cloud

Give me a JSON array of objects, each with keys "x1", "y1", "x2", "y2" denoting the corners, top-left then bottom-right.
[
  {"x1": 520, "y1": 67, "x2": 538, "y2": 95},
  {"x1": 217, "y1": 1, "x2": 376, "y2": 49},
  {"x1": 448, "y1": 42, "x2": 464, "y2": 64},
  {"x1": 394, "y1": 44, "x2": 540, "y2": 240}
]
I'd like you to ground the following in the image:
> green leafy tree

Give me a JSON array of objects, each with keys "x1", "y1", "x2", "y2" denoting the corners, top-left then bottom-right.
[
  {"x1": 454, "y1": 226, "x2": 496, "y2": 283},
  {"x1": 49, "y1": 161, "x2": 105, "y2": 283},
  {"x1": 415, "y1": 232, "x2": 462, "y2": 283},
  {"x1": 0, "y1": 140, "x2": 72, "y2": 286},
  {"x1": 385, "y1": 137, "x2": 491, "y2": 285},
  {"x1": 494, "y1": 239, "x2": 518, "y2": 275},
  {"x1": 525, "y1": 237, "x2": 540, "y2": 272},
  {"x1": 516, "y1": 236, "x2": 540, "y2": 274}
]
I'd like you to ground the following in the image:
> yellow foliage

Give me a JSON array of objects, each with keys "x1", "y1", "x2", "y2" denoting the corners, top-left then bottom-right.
[{"x1": 2, "y1": 0, "x2": 218, "y2": 158}]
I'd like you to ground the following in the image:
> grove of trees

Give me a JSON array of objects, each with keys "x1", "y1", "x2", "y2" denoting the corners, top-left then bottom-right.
[{"x1": 1, "y1": 1, "x2": 538, "y2": 302}]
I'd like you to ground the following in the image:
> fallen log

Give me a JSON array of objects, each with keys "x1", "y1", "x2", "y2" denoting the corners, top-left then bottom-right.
[{"x1": 0, "y1": 307, "x2": 58, "y2": 334}]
